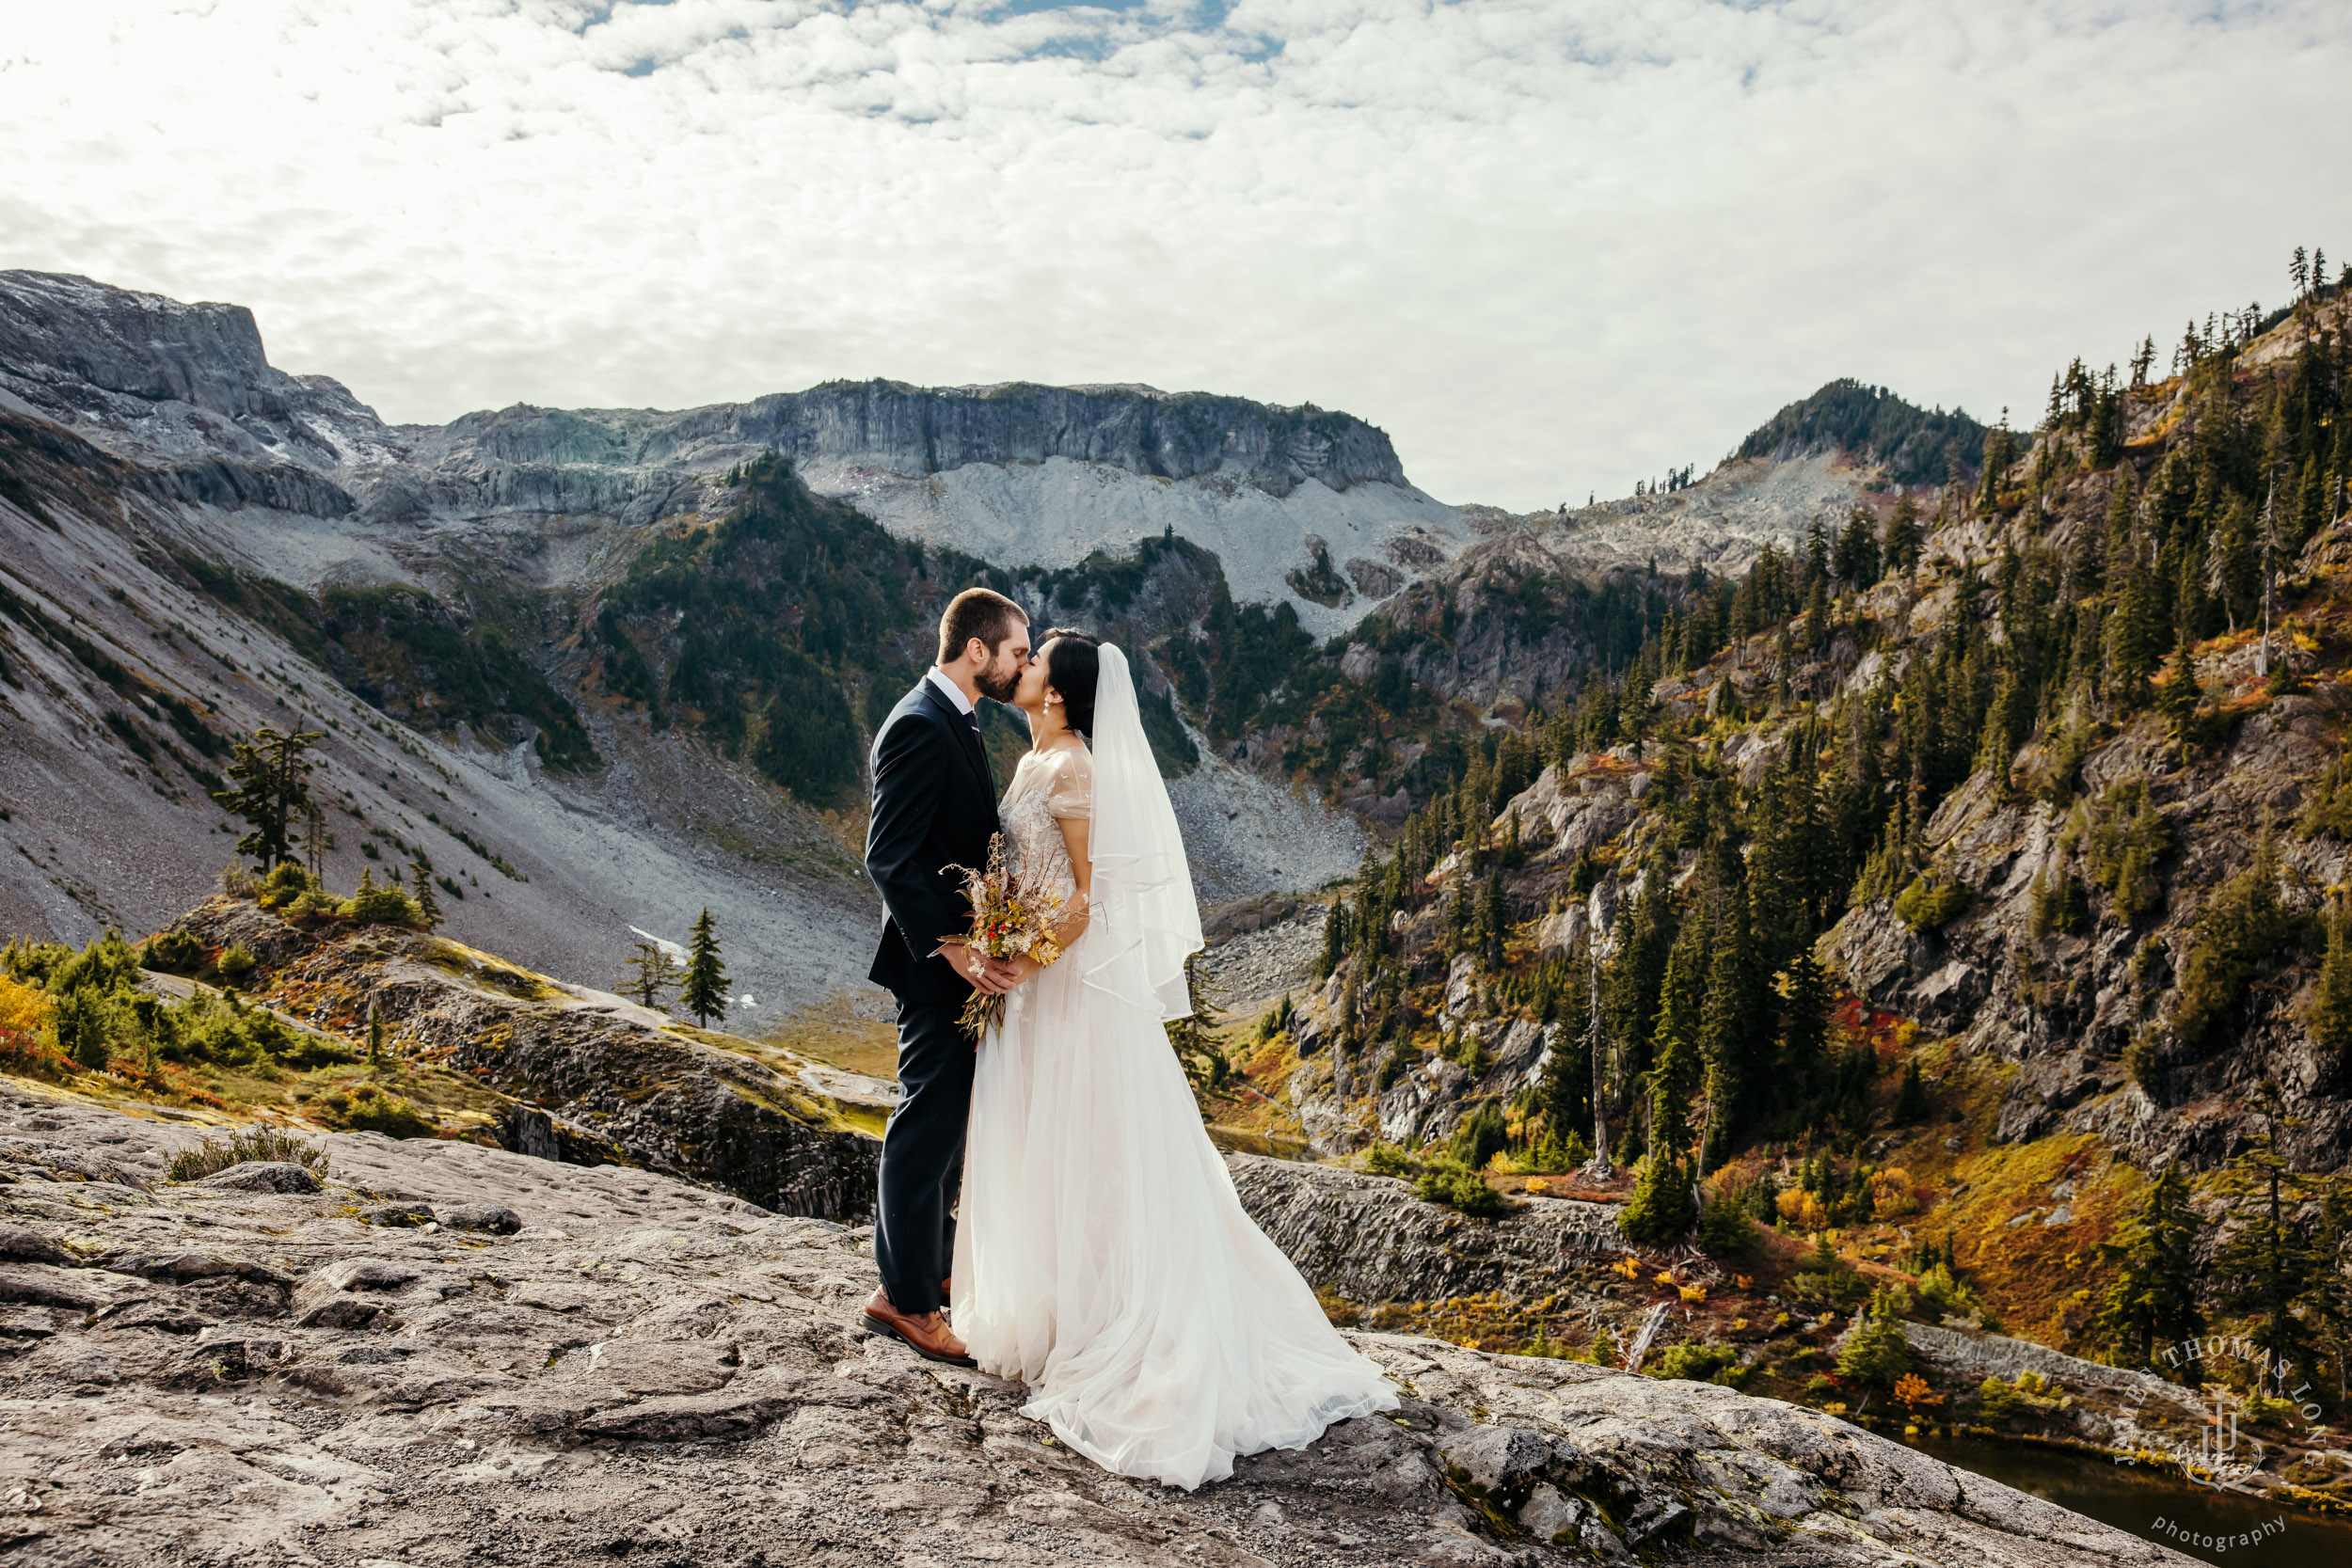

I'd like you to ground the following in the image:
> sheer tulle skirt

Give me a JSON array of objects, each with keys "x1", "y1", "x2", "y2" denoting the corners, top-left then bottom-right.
[{"x1": 952, "y1": 927, "x2": 1398, "y2": 1490}]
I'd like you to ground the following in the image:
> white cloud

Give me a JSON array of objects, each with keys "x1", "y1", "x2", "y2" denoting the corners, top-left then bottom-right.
[{"x1": 2, "y1": 0, "x2": 2345, "y2": 511}]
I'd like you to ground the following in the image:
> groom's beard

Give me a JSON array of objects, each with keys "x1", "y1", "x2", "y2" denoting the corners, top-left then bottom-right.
[{"x1": 975, "y1": 660, "x2": 1022, "y2": 704}]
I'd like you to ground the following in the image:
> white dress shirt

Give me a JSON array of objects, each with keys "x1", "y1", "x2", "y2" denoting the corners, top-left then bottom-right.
[{"x1": 925, "y1": 667, "x2": 976, "y2": 716}]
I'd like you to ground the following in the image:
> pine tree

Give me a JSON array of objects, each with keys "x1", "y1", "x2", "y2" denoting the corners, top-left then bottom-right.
[
  {"x1": 2310, "y1": 895, "x2": 2352, "y2": 1056},
  {"x1": 680, "y1": 908, "x2": 728, "y2": 1027},
  {"x1": 1892, "y1": 1058, "x2": 1930, "y2": 1123},
  {"x1": 1619, "y1": 1152, "x2": 1693, "y2": 1243},
  {"x1": 1694, "y1": 890, "x2": 1758, "y2": 1169},
  {"x1": 213, "y1": 724, "x2": 323, "y2": 871},
  {"x1": 1646, "y1": 1026, "x2": 1697, "y2": 1161},
  {"x1": 408, "y1": 858, "x2": 443, "y2": 932},
  {"x1": 2173, "y1": 823, "x2": 2289, "y2": 1047},
  {"x1": 1778, "y1": 950, "x2": 1831, "y2": 1089},
  {"x1": 1833, "y1": 508, "x2": 1881, "y2": 590},
  {"x1": 2154, "y1": 637, "x2": 2201, "y2": 746},
  {"x1": 1480, "y1": 874, "x2": 1507, "y2": 973},
  {"x1": 2095, "y1": 1162, "x2": 2206, "y2": 1372},
  {"x1": 2213, "y1": 1084, "x2": 2320, "y2": 1394},
  {"x1": 1882, "y1": 495, "x2": 1923, "y2": 578},
  {"x1": 1836, "y1": 1292, "x2": 1915, "y2": 1392}
]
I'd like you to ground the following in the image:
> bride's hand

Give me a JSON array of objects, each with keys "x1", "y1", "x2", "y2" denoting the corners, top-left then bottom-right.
[{"x1": 1001, "y1": 955, "x2": 1043, "y2": 987}]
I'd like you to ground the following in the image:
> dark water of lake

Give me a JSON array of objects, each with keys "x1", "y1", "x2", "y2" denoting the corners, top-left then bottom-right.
[{"x1": 1903, "y1": 1432, "x2": 2352, "y2": 1567}]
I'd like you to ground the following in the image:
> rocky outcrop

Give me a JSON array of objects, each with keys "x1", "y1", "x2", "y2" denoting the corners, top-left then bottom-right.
[
  {"x1": 1232, "y1": 1155, "x2": 1623, "y2": 1305},
  {"x1": 178, "y1": 897, "x2": 888, "y2": 1222},
  {"x1": 0, "y1": 1086, "x2": 2195, "y2": 1567}
]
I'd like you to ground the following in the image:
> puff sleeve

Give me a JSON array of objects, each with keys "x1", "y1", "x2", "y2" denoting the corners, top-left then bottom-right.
[{"x1": 1045, "y1": 746, "x2": 1094, "y2": 820}]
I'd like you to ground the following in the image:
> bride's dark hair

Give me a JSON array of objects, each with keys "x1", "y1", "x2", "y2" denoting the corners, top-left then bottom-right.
[{"x1": 1041, "y1": 627, "x2": 1102, "y2": 737}]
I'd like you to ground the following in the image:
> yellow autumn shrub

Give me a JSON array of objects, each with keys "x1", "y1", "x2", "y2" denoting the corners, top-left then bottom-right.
[
  {"x1": 0, "y1": 974, "x2": 49, "y2": 1037},
  {"x1": 1869, "y1": 1167, "x2": 1919, "y2": 1218},
  {"x1": 1777, "y1": 1188, "x2": 1832, "y2": 1229}
]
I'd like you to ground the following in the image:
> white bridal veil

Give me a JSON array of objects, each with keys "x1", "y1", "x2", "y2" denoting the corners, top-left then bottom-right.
[{"x1": 1081, "y1": 644, "x2": 1204, "y2": 1022}]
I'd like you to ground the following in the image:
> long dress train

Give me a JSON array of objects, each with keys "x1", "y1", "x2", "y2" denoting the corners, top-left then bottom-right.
[{"x1": 952, "y1": 736, "x2": 1397, "y2": 1491}]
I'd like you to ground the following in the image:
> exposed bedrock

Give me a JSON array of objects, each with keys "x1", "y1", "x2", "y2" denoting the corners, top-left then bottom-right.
[{"x1": 0, "y1": 1089, "x2": 2194, "y2": 1568}]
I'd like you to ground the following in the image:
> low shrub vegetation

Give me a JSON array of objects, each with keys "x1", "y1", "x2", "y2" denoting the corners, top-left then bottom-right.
[{"x1": 166, "y1": 1125, "x2": 330, "y2": 1182}]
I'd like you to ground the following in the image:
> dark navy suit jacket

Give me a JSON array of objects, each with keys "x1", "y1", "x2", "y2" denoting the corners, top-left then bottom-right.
[{"x1": 864, "y1": 678, "x2": 1003, "y2": 1005}]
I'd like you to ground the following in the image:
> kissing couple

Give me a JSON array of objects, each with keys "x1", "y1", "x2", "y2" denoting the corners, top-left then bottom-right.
[{"x1": 859, "y1": 587, "x2": 1397, "y2": 1490}]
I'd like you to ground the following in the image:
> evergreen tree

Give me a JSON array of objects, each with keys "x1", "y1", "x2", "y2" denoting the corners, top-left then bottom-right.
[
  {"x1": 1480, "y1": 873, "x2": 1507, "y2": 973},
  {"x1": 1601, "y1": 858, "x2": 1675, "y2": 1071},
  {"x1": 1882, "y1": 494, "x2": 1923, "y2": 577},
  {"x1": 1646, "y1": 1025, "x2": 1697, "y2": 1161},
  {"x1": 2213, "y1": 1084, "x2": 2320, "y2": 1393},
  {"x1": 2173, "y1": 824, "x2": 2289, "y2": 1047},
  {"x1": 2311, "y1": 1179, "x2": 2352, "y2": 1405},
  {"x1": 213, "y1": 724, "x2": 324, "y2": 871},
  {"x1": 2310, "y1": 895, "x2": 2352, "y2": 1056},
  {"x1": 1619, "y1": 1153, "x2": 1693, "y2": 1243},
  {"x1": 2154, "y1": 637, "x2": 2201, "y2": 746},
  {"x1": 1697, "y1": 1181, "x2": 1758, "y2": 1256},
  {"x1": 681, "y1": 908, "x2": 729, "y2": 1027},
  {"x1": 1832, "y1": 508, "x2": 1881, "y2": 590},
  {"x1": 1891, "y1": 1058, "x2": 1931, "y2": 1123},
  {"x1": 2095, "y1": 1162, "x2": 2206, "y2": 1372},
  {"x1": 342, "y1": 865, "x2": 422, "y2": 927},
  {"x1": 1836, "y1": 1291, "x2": 1915, "y2": 1390},
  {"x1": 1694, "y1": 889, "x2": 1760, "y2": 1167},
  {"x1": 1778, "y1": 949, "x2": 1832, "y2": 1092},
  {"x1": 408, "y1": 858, "x2": 443, "y2": 932}
]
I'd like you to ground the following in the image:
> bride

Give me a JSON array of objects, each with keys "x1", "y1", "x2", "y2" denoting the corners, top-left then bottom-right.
[{"x1": 951, "y1": 627, "x2": 1398, "y2": 1491}]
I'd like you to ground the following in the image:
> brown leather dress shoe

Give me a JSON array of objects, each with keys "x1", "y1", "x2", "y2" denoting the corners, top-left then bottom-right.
[{"x1": 863, "y1": 1288, "x2": 976, "y2": 1368}]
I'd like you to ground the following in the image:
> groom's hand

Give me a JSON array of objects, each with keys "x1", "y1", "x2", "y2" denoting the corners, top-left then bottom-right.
[{"x1": 940, "y1": 942, "x2": 1018, "y2": 994}]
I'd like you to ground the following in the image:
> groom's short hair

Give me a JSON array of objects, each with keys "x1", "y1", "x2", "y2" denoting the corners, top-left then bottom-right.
[{"x1": 937, "y1": 587, "x2": 1027, "y2": 666}]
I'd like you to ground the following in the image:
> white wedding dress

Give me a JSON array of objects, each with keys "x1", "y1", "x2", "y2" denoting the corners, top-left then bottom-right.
[{"x1": 952, "y1": 646, "x2": 1397, "y2": 1490}]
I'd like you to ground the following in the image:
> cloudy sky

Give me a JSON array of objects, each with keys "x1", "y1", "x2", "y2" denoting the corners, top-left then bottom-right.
[{"x1": 3, "y1": 2, "x2": 2345, "y2": 509}]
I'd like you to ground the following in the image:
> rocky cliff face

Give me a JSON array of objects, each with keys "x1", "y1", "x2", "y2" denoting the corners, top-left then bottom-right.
[
  {"x1": 0, "y1": 1085, "x2": 2197, "y2": 1567},
  {"x1": 1826, "y1": 671, "x2": 2352, "y2": 1166},
  {"x1": 0, "y1": 270, "x2": 1454, "y2": 626}
]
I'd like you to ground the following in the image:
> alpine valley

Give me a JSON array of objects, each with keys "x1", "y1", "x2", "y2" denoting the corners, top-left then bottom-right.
[{"x1": 5, "y1": 261, "x2": 2352, "y2": 1567}]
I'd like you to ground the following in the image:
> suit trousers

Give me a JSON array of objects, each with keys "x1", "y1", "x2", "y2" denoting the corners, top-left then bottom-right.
[{"x1": 873, "y1": 989, "x2": 973, "y2": 1317}]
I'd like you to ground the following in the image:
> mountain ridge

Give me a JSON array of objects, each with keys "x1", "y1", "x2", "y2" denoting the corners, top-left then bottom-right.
[{"x1": 0, "y1": 267, "x2": 1913, "y2": 1010}]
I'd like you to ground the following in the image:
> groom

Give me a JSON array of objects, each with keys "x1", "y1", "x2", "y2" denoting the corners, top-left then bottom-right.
[{"x1": 861, "y1": 587, "x2": 1031, "y2": 1365}]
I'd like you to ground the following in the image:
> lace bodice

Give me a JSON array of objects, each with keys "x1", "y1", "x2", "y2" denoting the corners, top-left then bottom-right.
[{"x1": 1000, "y1": 744, "x2": 1092, "y2": 905}]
